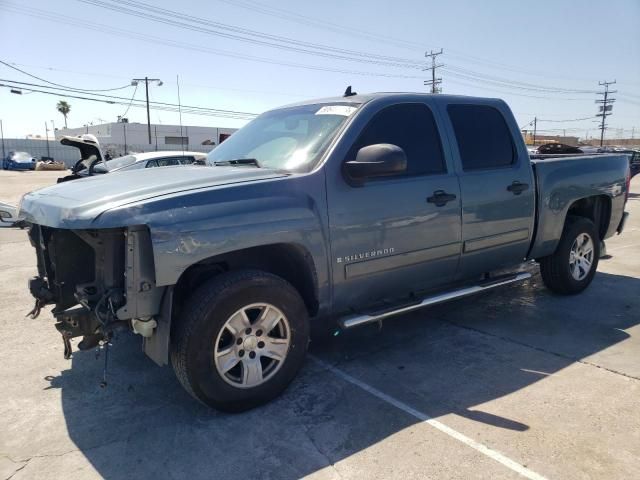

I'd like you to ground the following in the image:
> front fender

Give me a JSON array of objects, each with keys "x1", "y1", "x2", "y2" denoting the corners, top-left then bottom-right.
[{"x1": 96, "y1": 173, "x2": 330, "y2": 298}]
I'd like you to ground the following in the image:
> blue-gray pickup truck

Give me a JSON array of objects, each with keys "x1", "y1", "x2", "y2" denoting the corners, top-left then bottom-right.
[{"x1": 20, "y1": 92, "x2": 631, "y2": 411}]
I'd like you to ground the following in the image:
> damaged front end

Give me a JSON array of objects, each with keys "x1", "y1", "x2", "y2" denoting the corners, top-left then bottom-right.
[{"x1": 27, "y1": 224, "x2": 164, "y2": 360}]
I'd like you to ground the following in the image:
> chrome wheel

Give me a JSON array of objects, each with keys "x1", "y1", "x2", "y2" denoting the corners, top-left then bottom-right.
[
  {"x1": 214, "y1": 303, "x2": 291, "y2": 389},
  {"x1": 569, "y1": 233, "x2": 594, "y2": 281}
]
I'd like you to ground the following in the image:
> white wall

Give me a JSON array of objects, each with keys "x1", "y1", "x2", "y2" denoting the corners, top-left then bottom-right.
[{"x1": 57, "y1": 123, "x2": 237, "y2": 147}]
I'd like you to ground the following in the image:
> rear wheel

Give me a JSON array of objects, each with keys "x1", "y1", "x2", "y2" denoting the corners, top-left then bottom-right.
[
  {"x1": 171, "y1": 270, "x2": 309, "y2": 412},
  {"x1": 540, "y1": 216, "x2": 600, "y2": 294}
]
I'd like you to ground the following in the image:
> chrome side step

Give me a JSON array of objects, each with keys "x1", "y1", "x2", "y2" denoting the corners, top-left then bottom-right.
[{"x1": 339, "y1": 272, "x2": 532, "y2": 329}]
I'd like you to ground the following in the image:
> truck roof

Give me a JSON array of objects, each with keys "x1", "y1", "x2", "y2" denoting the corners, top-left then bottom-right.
[{"x1": 279, "y1": 92, "x2": 503, "y2": 109}]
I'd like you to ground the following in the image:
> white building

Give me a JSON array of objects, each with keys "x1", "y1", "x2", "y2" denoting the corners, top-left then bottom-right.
[{"x1": 56, "y1": 122, "x2": 237, "y2": 154}]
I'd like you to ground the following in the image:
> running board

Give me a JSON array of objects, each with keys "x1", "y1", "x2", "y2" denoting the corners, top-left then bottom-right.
[{"x1": 339, "y1": 272, "x2": 532, "y2": 329}]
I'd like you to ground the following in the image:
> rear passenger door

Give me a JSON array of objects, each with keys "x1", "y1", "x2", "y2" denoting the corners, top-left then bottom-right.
[{"x1": 442, "y1": 103, "x2": 534, "y2": 279}]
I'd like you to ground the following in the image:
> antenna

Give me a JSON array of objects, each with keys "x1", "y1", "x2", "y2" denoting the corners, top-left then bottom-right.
[
  {"x1": 176, "y1": 75, "x2": 184, "y2": 156},
  {"x1": 344, "y1": 86, "x2": 357, "y2": 97}
]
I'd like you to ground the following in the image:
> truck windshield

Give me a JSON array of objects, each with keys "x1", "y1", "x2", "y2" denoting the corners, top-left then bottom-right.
[{"x1": 207, "y1": 103, "x2": 360, "y2": 172}]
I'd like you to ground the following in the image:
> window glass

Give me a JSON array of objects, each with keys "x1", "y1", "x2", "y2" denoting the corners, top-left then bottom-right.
[
  {"x1": 447, "y1": 105, "x2": 515, "y2": 170},
  {"x1": 145, "y1": 159, "x2": 159, "y2": 168},
  {"x1": 101, "y1": 154, "x2": 137, "y2": 171},
  {"x1": 208, "y1": 103, "x2": 359, "y2": 172},
  {"x1": 156, "y1": 157, "x2": 181, "y2": 167},
  {"x1": 350, "y1": 103, "x2": 446, "y2": 176}
]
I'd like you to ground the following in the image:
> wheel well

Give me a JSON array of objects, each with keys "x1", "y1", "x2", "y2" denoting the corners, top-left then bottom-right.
[
  {"x1": 173, "y1": 243, "x2": 319, "y2": 318},
  {"x1": 566, "y1": 195, "x2": 611, "y2": 239}
]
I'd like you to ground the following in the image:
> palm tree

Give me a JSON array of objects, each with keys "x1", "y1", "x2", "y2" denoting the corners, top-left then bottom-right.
[{"x1": 56, "y1": 101, "x2": 71, "y2": 128}]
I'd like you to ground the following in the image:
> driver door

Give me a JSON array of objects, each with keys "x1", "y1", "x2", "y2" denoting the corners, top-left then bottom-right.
[{"x1": 327, "y1": 102, "x2": 462, "y2": 311}]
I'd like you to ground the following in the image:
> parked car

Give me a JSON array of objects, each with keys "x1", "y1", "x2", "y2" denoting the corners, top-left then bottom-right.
[
  {"x1": 536, "y1": 143, "x2": 583, "y2": 154},
  {"x1": 630, "y1": 151, "x2": 640, "y2": 178},
  {"x1": 20, "y1": 92, "x2": 630, "y2": 411},
  {"x1": 56, "y1": 134, "x2": 105, "y2": 182},
  {"x1": 0, "y1": 201, "x2": 22, "y2": 227},
  {"x1": 57, "y1": 134, "x2": 207, "y2": 182},
  {"x1": 2, "y1": 151, "x2": 36, "y2": 170},
  {"x1": 577, "y1": 145, "x2": 601, "y2": 155},
  {"x1": 616, "y1": 149, "x2": 640, "y2": 178},
  {"x1": 526, "y1": 146, "x2": 538, "y2": 155},
  {"x1": 92, "y1": 151, "x2": 208, "y2": 173}
]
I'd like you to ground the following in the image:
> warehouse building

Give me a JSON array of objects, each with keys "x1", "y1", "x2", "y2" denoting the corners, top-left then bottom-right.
[{"x1": 55, "y1": 121, "x2": 237, "y2": 155}]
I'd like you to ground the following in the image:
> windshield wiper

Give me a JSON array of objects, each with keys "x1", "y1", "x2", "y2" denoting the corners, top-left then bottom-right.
[{"x1": 213, "y1": 158, "x2": 261, "y2": 168}]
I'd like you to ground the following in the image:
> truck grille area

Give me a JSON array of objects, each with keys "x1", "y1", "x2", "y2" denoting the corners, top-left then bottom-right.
[{"x1": 28, "y1": 225, "x2": 126, "y2": 315}]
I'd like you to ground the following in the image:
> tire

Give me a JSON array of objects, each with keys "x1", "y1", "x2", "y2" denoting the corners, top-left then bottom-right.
[
  {"x1": 170, "y1": 269, "x2": 310, "y2": 412},
  {"x1": 539, "y1": 216, "x2": 600, "y2": 295}
]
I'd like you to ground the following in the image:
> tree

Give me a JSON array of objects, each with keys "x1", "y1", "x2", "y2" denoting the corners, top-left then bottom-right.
[{"x1": 56, "y1": 101, "x2": 71, "y2": 128}]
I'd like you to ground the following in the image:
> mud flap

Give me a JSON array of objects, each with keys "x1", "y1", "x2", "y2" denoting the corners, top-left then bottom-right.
[{"x1": 143, "y1": 287, "x2": 173, "y2": 366}]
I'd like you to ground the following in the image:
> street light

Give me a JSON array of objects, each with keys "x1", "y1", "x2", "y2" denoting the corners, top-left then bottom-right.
[{"x1": 131, "y1": 77, "x2": 162, "y2": 144}]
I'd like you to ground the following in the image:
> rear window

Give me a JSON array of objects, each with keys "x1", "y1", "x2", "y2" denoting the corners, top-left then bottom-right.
[{"x1": 447, "y1": 105, "x2": 515, "y2": 171}]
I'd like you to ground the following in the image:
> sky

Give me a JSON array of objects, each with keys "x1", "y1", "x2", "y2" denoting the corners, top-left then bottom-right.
[{"x1": 0, "y1": 0, "x2": 639, "y2": 140}]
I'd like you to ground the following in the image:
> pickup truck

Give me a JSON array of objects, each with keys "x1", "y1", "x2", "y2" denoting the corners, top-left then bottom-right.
[{"x1": 19, "y1": 92, "x2": 631, "y2": 412}]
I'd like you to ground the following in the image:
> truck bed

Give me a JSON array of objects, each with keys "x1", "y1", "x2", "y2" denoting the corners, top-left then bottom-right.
[{"x1": 529, "y1": 154, "x2": 629, "y2": 259}]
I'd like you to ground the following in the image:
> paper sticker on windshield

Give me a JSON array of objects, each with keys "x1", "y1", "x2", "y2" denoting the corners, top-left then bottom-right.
[{"x1": 316, "y1": 105, "x2": 357, "y2": 116}]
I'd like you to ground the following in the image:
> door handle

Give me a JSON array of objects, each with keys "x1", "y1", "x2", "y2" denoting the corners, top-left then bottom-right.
[
  {"x1": 507, "y1": 181, "x2": 529, "y2": 195},
  {"x1": 427, "y1": 190, "x2": 457, "y2": 207}
]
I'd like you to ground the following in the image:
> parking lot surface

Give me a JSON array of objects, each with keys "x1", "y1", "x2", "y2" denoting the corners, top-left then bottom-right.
[{"x1": 1, "y1": 169, "x2": 638, "y2": 480}]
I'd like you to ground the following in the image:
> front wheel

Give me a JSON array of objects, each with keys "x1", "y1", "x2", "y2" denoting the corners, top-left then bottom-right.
[
  {"x1": 171, "y1": 270, "x2": 310, "y2": 412},
  {"x1": 539, "y1": 216, "x2": 600, "y2": 294}
]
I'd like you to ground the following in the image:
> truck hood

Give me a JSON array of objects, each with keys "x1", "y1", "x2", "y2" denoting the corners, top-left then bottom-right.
[{"x1": 20, "y1": 165, "x2": 287, "y2": 228}]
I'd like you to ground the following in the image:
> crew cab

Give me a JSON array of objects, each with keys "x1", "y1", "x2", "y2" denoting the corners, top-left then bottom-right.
[{"x1": 19, "y1": 93, "x2": 630, "y2": 411}]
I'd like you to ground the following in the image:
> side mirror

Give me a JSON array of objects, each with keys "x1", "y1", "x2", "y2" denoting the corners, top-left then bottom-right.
[{"x1": 344, "y1": 143, "x2": 407, "y2": 184}]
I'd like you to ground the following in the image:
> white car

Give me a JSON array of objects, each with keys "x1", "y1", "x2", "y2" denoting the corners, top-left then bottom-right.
[
  {"x1": 0, "y1": 202, "x2": 22, "y2": 228},
  {"x1": 58, "y1": 134, "x2": 207, "y2": 182},
  {"x1": 93, "y1": 151, "x2": 208, "y2": 173}
]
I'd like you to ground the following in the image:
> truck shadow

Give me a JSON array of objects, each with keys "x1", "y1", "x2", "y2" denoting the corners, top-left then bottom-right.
[{"x1": 50, "y1": 269, "x2": 639, "y2": 479}]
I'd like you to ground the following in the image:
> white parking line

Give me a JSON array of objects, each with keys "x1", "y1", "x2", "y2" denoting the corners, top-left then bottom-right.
[{"x1": 310, "y1": 356, "x2": 549, "y2": 480}]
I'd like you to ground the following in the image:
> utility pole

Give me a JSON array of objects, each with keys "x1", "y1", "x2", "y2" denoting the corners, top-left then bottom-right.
[
  {"x1": 131, "y1": 77, "x2": 162, "y2": 144},
  {"x1": 123, "y1": 122, "x2": 127, "y2": 155},
  {"x1": 595, "y1": 80, "x2": 616, "y2": 147},
  {"x1": 533, "y1": 117, "x2": 537, "y2": 146},
  {"x1": 0, "y1": 119, "x2": 5, "y2": 160},
  {"x1": 423, "y1": 49, "x2": 444, "y2": 94},
  {"x1": 44, "y1": 122, "x2": 50, "y2": 158}
]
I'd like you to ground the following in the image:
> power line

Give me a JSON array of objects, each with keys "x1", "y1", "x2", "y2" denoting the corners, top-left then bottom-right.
[
  {"x1": 212, "y1": 0, "x2": 605, "y2": 87},
  {"x1": 0, "y1": 78, "x2": 258, "y2": 116},
  {"x1": 444, "y1": 77, "x2": 590, "y2": 101},
  {"x1": 0, "y1": 4, "x2": 424, "y2": 80},
  {"x1": 537, "y1": 116, "x2": 595, "y2": 123},
  {"x1": 443, "y1": 65, "x2": 597, "y2": 94},
  {"x1": 0, "y1": 59, "x2": 132, "y2": 92},
  {"x1": 0, "y1": 81, "x2": 257, "y2": 120},
  {"x1": 213, "y1": 0, "x2": 427, "y2": 52},
  {"x1": 120, "y1": 83, "x2": 138, "y2": 118},
  {"x1": 77, "y1": 0, "x2": 424, "y2": 69},
  {"x1": 595, "y1": 80, "x2": 617, "y2": 147},
  {"x1": 424, "y1": 49, "x2": 444, "y2": 94}
]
